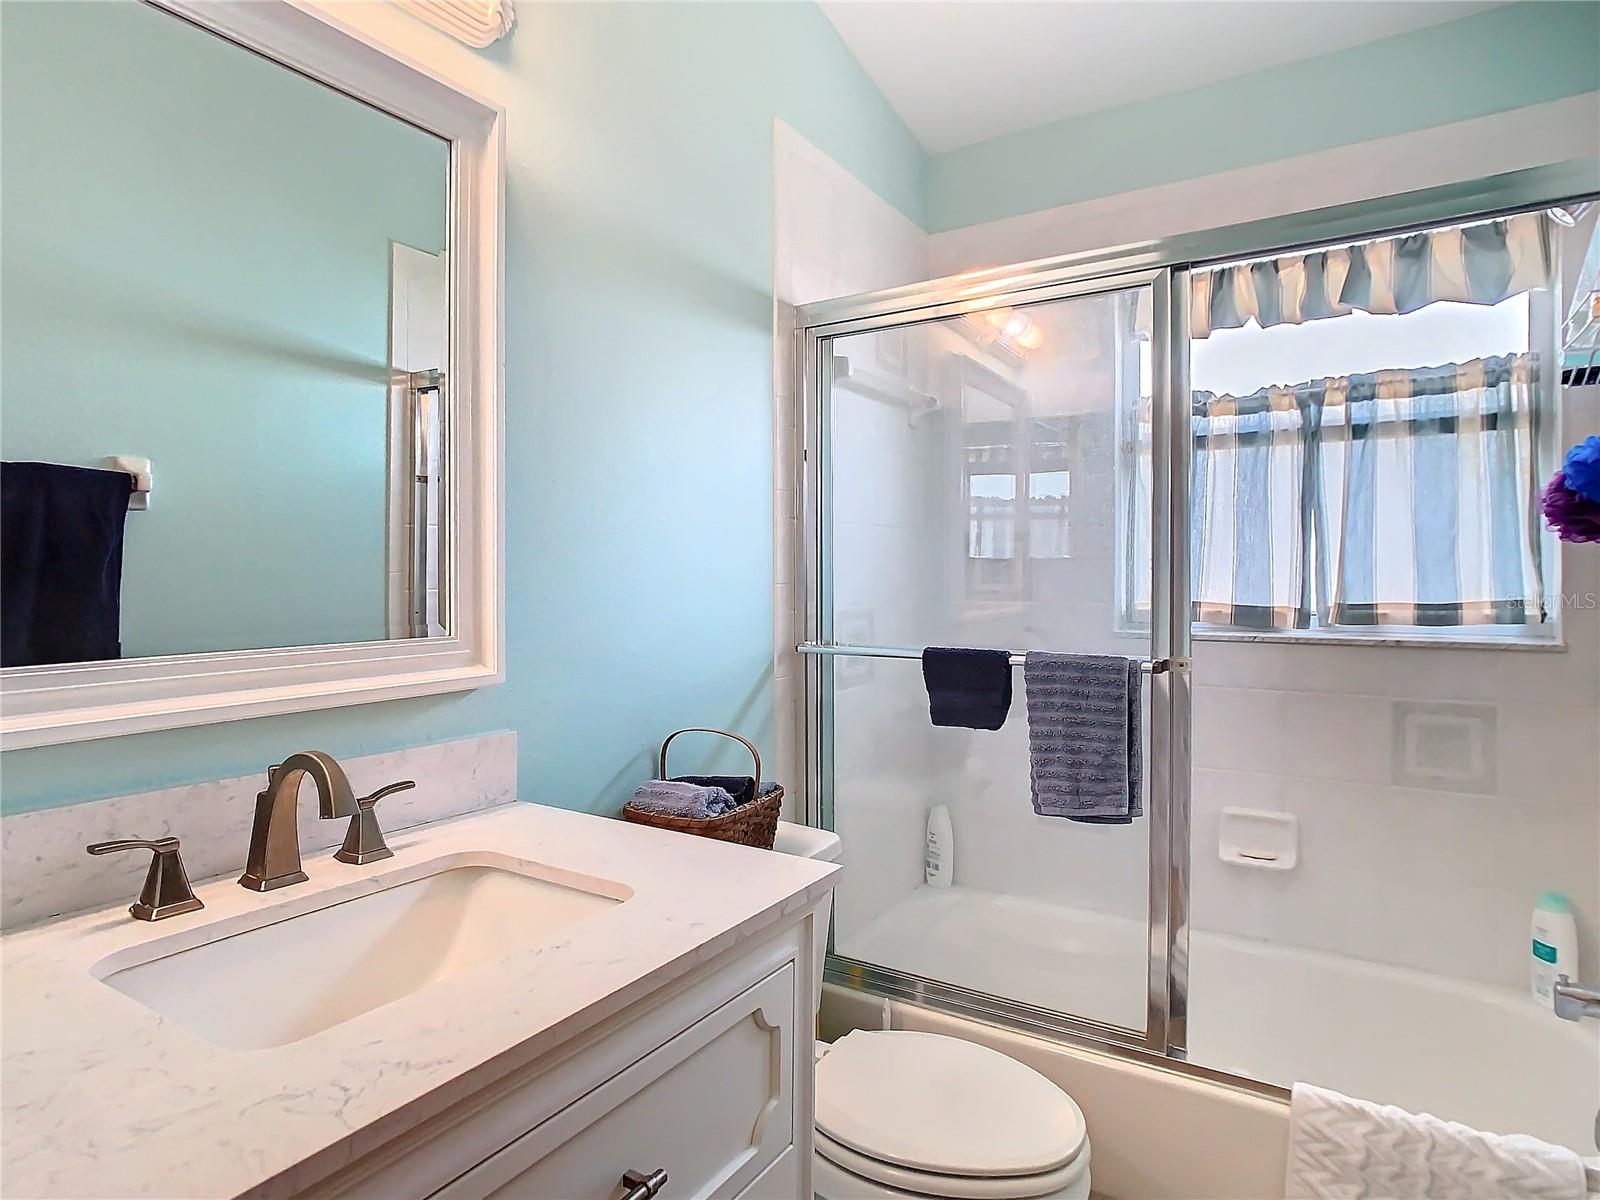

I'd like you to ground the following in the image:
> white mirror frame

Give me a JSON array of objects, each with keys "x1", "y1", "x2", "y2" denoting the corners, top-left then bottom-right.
[{"x1": 0, "y1": 0, "x2": 505, "y2": 750}]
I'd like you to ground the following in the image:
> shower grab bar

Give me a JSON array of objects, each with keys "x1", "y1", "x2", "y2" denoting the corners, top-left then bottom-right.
[{"x1": 795, "y1": 642, "x2": 1184, "y2": 673}]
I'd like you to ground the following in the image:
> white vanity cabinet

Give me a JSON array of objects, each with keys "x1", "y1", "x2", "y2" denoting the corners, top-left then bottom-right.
[
  {"x1": 3, "y1": 803, "x2": 836, "y2": 1200},
  {"x1": 310, "y1": 913, "x2": 819, "y2": 1200}
]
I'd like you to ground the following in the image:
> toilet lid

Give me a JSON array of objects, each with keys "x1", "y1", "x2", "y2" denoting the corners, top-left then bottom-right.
[{"x1": 815, "y1": 1031, "x2": 1087, "y2": 1178}]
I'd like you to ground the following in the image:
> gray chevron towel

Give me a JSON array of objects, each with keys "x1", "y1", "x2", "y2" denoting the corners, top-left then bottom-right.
[
  {"x1": 1022, "y1": 653, "x2": 1141, "y2": 823},
  {"x1": 1285, "y1": 1083, "x2": 1586, "y2": 1199}
]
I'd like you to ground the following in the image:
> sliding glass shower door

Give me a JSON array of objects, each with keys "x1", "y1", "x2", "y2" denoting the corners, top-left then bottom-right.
[{"x1": 801, "y1": 269, "x2": 1190, "y2": 1050}]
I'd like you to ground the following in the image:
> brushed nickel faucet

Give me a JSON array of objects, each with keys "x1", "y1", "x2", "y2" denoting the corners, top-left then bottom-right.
[
  {"x1": 86, "y1": 837, "x2": 204, "y2": 921},
  {"x1": 239, "y1": 751, "x2": 358, "y2": 891}
]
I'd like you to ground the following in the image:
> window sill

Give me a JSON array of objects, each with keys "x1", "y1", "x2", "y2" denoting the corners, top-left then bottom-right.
[{"x1": 1191, "y1": 628, "x2": 1567, "y2": 652}]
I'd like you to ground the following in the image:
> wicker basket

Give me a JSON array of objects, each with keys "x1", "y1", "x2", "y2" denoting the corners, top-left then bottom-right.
[{"x1": 621, "y1": 727, "x2": 783, "y2": 850}]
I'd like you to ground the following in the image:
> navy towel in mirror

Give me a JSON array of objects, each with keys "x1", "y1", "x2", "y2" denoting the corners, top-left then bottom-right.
[
  {"x1": 921, "y1": 646, "x2": 1013, "y2": 730},
  {"x1": 1, "y1": 462, "x2": 133, "y2": 667}
]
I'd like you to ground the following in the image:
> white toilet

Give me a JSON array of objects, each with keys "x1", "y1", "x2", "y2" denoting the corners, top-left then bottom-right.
[{"x1": 772, "y1": 822, "x2": 1092, "y2": 1200}]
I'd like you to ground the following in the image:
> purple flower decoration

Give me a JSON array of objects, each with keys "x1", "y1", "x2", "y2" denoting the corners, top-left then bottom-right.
[
  {"x1": 1564, "y1": 435, "x2": 1600, "y2": 504},
  {"x1": 1542, "y1": 470, "x2": 1600, "y2": 543}
]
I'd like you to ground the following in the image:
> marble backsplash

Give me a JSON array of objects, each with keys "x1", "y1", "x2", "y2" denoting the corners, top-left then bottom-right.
[{"x1": 1, "y1": 731, "x2": 517, "y2": 929}]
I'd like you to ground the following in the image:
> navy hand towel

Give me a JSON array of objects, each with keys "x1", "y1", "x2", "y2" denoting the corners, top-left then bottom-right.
[
  {"x1": 1, "y1": 462, "x2": 133, "y2": 668},
  {"x1": 921, "y1": 646, "x2": 1013, "y2": 730}
]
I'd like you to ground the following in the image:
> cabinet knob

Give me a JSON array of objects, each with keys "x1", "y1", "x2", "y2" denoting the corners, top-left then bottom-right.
[{"x1": 619, "y1": 1168, "x2": 667, "y2": 1199}]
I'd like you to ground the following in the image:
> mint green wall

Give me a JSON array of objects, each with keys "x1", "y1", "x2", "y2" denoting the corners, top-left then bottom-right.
[
  {"x1": 0, "y1": 0, "x2": 924, "y2": 814},
  {"x1": 0, "y1": 0, "x2": 448, "y2": 656},
  {"x1": 926, "y1": 2, "x2": 1600, "y2": 232}
]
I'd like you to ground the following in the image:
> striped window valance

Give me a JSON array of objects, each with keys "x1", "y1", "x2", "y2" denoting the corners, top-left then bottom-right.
[
  {"x1": 1188, "y1": 354, "x2": 1549, "y2": 630},
  {"x1": 1191, "y1": 212, "x2": 1555, "y2": 339}
]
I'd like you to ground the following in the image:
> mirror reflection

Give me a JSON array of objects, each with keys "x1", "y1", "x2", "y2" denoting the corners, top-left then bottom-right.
[{"x1": 0, "y1": 0, "x2": 451, "y2": 667}]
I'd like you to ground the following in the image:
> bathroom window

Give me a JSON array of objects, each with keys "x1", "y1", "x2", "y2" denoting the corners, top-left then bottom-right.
[{"x1": 1125, "y1": 211, "x2": 1561, "y2": 644}]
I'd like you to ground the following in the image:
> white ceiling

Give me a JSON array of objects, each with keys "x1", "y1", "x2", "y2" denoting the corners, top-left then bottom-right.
[{"x1": 819, "y1": 1, "x2": 1501, "y2": 154}]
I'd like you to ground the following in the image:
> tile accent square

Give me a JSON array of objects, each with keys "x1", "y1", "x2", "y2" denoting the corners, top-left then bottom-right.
[{"x1": 1391, "y1": 701, "x2": 1497, "y2": 794}]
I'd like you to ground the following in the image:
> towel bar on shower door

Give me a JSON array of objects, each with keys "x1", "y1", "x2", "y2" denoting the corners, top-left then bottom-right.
[{"x1": 794, "y1": 642, "x2": 1186, "y2": 673}]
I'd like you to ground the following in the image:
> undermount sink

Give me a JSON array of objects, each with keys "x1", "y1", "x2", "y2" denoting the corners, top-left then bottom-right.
[{"x1": 95, "y1": 857, "x2": 628, "y2": 1050}]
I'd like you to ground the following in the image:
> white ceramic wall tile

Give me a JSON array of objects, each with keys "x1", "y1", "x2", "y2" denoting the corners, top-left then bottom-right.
[
  {"x1": 1497, "y1": 701, "x2": 1600, "y2": 804},
  {"x1": 772, "y1": 120, "x2": 932, "y2": 825},
  {"x1": 772, "y1": 583, "x2": 796, "y2": 671},
  {"x1": 1, "y1": 731, "x2": 517, "y2": 929},
  {"x1": 1191, "y1": 685, "x2": 1292, "y2": 775},
  {"x1": 1277, "y1": 691, "x2": 1395, "y2": 785},
  {"x1": 774, "y1": 513, "x2": 796, "y2": 586},
  {"x1": 769, "y1": 673, "x2": 801, "y2": 824}
]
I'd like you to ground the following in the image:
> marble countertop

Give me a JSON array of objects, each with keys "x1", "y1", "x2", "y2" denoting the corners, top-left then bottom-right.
[{"x1": 1, "y1": 802, "x2": 837, "y2": 1200}]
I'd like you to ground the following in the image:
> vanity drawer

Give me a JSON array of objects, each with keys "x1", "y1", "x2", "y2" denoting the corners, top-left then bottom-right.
[{"x1": 432, "y1": 962, "x2": 796, "y2": 1200}]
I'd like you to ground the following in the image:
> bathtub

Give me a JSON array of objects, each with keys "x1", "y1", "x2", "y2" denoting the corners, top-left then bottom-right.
[{"x1": 842, "y1": 884, "x2": 1600, "y2": 1154}]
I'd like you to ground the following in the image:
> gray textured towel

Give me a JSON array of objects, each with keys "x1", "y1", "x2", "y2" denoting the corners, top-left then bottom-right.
[
  {"x1": 1023, "y1": 653, "x2": 1142, "y2": 823},
  {"x1": 629, "y1": 779, "x2": 737, "y2": 819}
]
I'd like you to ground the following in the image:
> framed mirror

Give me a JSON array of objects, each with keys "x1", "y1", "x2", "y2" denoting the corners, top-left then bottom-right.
[{"x1": 0, "y1": 0, "x2": 503, "y2": 748}]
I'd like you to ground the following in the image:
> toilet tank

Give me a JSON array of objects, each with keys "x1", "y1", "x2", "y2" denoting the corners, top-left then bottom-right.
[{"x1": 772, "y1": 821, "x2": 841, "y2": 1000}]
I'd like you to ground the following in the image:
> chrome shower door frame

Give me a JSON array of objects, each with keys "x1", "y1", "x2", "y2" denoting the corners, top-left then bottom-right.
[
  {"x1": 798, "y1": 261, "x2": 1194, "y2": 1058},
  {"x1": 797, "y1": 158, "x2": 1600, "y2": 1084}
]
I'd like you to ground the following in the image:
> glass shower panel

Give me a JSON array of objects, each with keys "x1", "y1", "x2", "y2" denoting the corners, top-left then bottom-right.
[{"x1": 820, "y1": 286, "x2": 1156, "y2": 1034}]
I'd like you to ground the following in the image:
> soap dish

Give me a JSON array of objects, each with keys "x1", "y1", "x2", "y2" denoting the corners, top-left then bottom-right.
[{"x1": 1218, "y1": 808, "x2": 1297, "y2": 871}]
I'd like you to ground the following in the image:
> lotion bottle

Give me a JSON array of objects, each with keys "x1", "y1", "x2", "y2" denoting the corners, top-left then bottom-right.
[
  {"x1": 925, "y1": 804, "x2": 953, "y2": 889},
  {"x1": 1532, "y1": 891, "x2": 1579, "y2": 1009}
]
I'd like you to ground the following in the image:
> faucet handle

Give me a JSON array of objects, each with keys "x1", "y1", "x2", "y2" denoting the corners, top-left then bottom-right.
[
  {"x1": 86, "y1": 837, "x2": 205, "y2": 922},
  {"x1": 334, "y1": 780, "x2": 414, "y2": 865},
  {"x1": 1553, "y1": 974, "x2": 1600, "y2": 1021},
  {"x1": 361, "y1": 780, "x2": 417, "y2": 807}
]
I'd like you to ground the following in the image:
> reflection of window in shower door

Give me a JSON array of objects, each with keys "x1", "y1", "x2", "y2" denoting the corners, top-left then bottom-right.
[
  {"x1": 956, "y1": 354, "x2": 1029, "y2": 599},
  {"x1": 387, "y1": 243, "x2": 448, "y2": 638},
  {"x1": 953, "y1": 355, "x2": 1079, "y2": 601}
]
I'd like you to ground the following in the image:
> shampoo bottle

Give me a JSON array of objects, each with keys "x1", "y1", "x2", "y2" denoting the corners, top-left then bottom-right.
[
  {"x1": 925, "y1": 804, "x2": 953, "y2": 889},
  {"x1": 1531, "y1": 891, "x2": 1579, "y2": 1008}
]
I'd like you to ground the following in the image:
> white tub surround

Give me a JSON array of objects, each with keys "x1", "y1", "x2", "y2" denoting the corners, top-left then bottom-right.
[
  {"x1": 1, "y1": 732, "x2": 517, "y2": 929},
  {"x1": 2, "y1": 803, "x2": 838, "y2": 1200}
]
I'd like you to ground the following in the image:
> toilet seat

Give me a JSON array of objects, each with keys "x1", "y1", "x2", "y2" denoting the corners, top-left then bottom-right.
[
  {"x1": 815, "y1": 1129, "x2": 1090, "y2": 1199},
  {"x1": 814, "y1": 1031, "x2": 1090, "y2": 1200}
]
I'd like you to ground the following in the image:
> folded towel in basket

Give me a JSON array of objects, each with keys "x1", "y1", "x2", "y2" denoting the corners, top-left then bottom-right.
[
  {"x1": 629, "y1": 779, "x2": 738, "y2": 819},
  {"x1": 1285, "y1": 1082, "x2": 1587, "y2": 1199}
]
